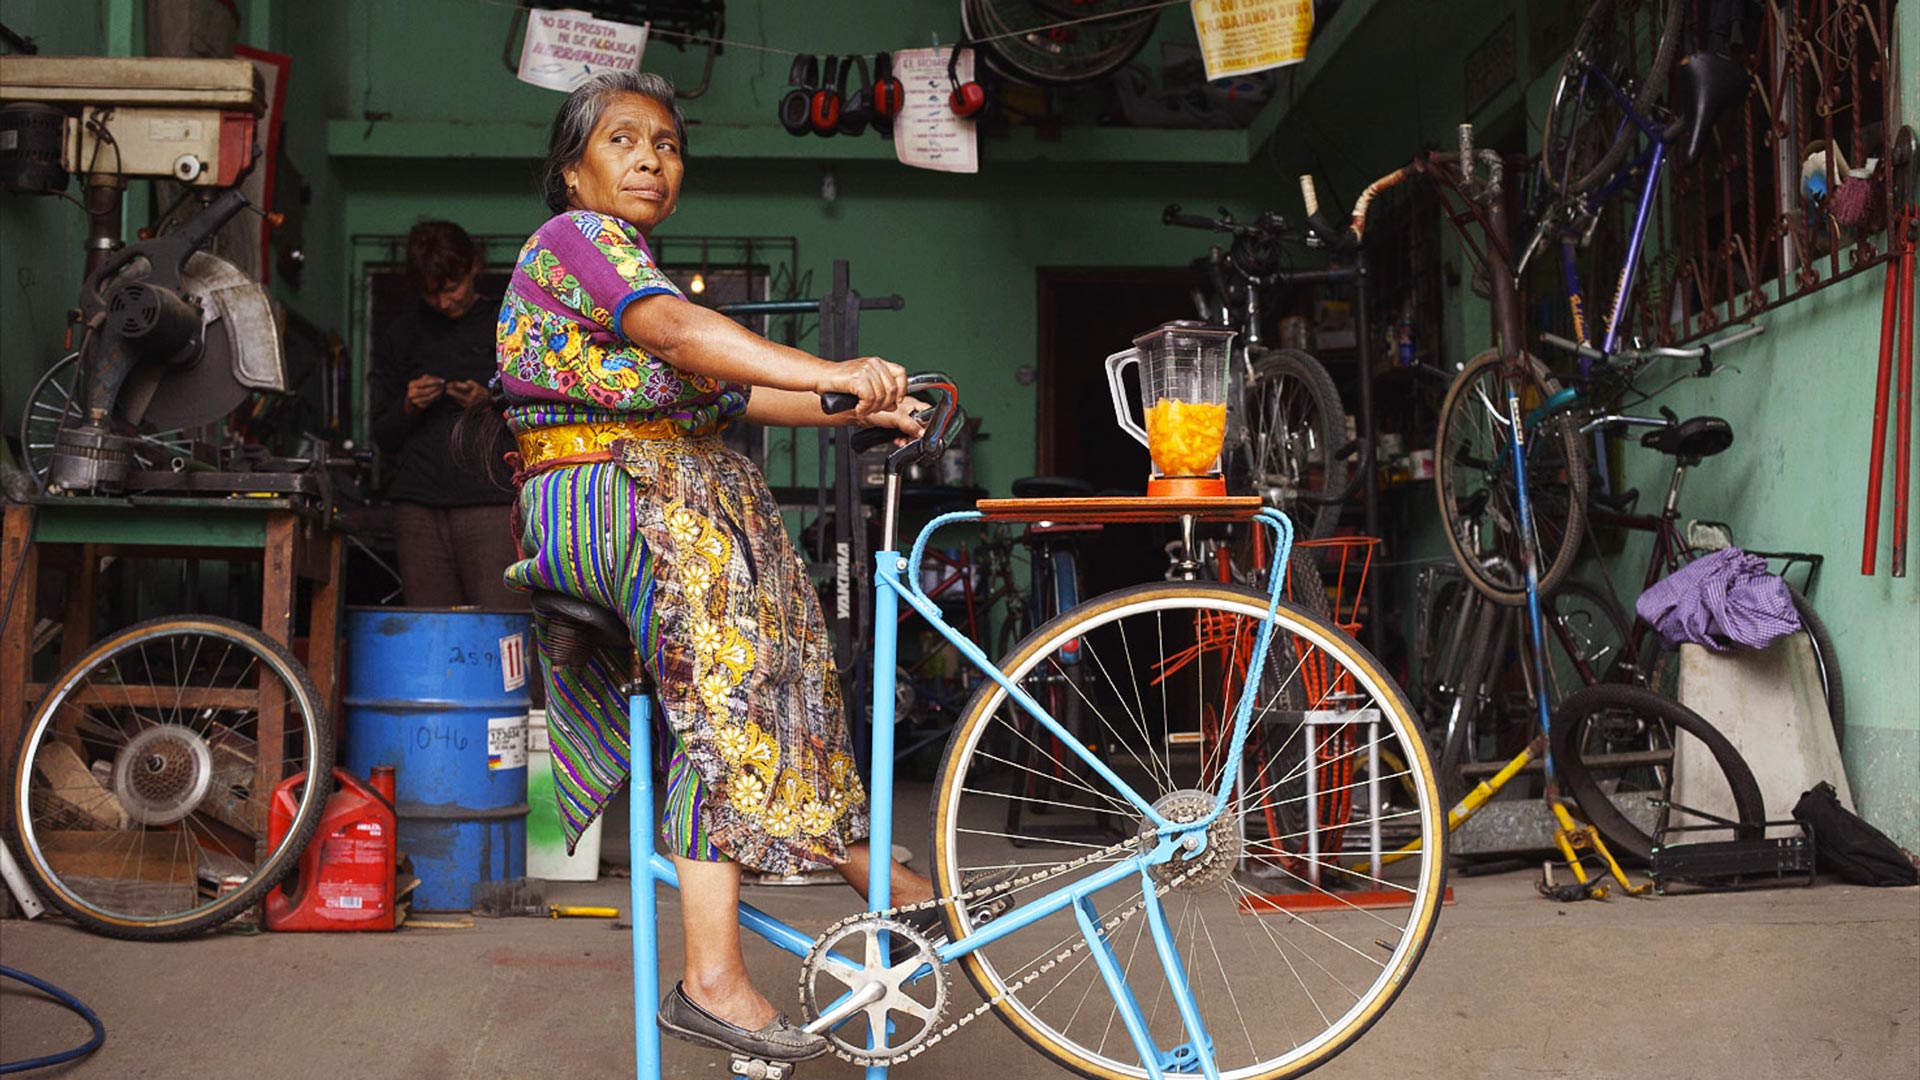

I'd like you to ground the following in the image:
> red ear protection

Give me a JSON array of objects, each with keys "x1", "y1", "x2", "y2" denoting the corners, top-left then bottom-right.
[
  {"x1": 837, "y1": 55, "x2": 872, "y2": 137},
  {"x1": 810, "y1": 55, "x2": 843, "y2": 136},
  {"x1": 947, "y1": 43, "x2": 985, "y2": 119},
  {"x1": 779, "y1": 54, "x2": 817, "y2": 137},
  {"x1": 871, "y1": 52, "x2": 904, "y2": 119}
]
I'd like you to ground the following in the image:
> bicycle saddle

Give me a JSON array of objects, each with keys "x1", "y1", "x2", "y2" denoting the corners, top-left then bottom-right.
[
  {"x1": 1641, "y1": 415, "x2": 1733, "y2": 460},
  {"x1": 529, "y1": 590, "x2": 629, "y2": 668},
  {"x1": 1671, "y1": 51, "x2": 1748, "y2": 166},
  {"x1": 1011, "y1": 476, "x2": 1095, "y2": 499}
]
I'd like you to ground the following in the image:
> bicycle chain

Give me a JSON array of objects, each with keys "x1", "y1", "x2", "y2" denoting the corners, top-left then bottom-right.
[{"x1": 798, "y1": 834, "x2": 1199, "y2": 1066}]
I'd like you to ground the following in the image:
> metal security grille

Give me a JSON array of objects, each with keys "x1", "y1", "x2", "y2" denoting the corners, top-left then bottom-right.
[{"x1": 1630, "y1": 0, "x2": 1901, "y2": 344}]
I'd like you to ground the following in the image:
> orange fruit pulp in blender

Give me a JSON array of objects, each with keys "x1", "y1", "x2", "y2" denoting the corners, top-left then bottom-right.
[{"x1": 1145, "y1": 398, "x2": 1227, "y2": 476}]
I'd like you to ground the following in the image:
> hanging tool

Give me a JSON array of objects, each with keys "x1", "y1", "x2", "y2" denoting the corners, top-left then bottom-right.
[{"x1": 1862, "y1": 126, "x2": 1917, "y2": 577}]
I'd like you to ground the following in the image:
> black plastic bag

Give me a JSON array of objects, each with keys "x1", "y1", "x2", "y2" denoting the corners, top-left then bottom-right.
[{"x1": 1792, "y1": 782, "x2": 1919, "y2": 887}]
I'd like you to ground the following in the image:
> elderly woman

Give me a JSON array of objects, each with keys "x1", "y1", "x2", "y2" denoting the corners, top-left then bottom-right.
[{"x1": 496, "y1": 72, "x2": 933, "y2": 1062}]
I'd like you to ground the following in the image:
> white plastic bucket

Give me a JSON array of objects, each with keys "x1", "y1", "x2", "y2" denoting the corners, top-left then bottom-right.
[{"x1": 525, "y1": 710, "x2": 604, "y2": 881}]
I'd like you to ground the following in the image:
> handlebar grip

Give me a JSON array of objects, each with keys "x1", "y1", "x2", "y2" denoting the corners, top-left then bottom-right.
[
  {"x1": 1163, "y1": 204, "x2": 1224, "y2": 231},
  {"x1": 1457, "y1": 123, "x2": 1475, "y2": 181},
  {"x1": 1299, "y1": 175, "x2": 1320, "y2": 217},
  {"x1": 821, "y1": 392, "x2": 859, "y2": 415}
]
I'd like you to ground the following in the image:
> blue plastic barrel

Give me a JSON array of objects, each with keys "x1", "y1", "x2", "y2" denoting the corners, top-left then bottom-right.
[{"x1": 342, "y1": 608, "x2": 533, "y2": 911}]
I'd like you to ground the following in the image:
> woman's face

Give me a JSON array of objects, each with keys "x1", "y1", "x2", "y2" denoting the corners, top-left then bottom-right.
[{"x1": 563, "y1": 92, "x2": 683, "y2": 234}]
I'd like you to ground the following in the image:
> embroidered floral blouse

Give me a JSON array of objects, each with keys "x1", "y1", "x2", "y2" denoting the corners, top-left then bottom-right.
[{"x1": 495, "y1": 210, "x2": 749, "y2": 434}]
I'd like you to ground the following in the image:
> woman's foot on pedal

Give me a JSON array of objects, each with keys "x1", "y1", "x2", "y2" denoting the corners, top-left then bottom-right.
[{"x1": 657, "y1": 982, "x2": 829, "y2": 1063}]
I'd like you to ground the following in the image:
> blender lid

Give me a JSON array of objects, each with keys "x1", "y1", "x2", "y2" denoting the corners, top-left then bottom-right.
[{"x1": 1133, "y1": 319, "x2": 1237, "y2": 346}]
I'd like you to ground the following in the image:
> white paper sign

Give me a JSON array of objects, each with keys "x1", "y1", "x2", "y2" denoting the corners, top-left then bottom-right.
[
  {"x1": 892, "y1": 47, "x2": 979, "y2": 174},
  {"x1": 499, "y1": 632, "x2": 527, "y2": 692},
  {"x1": 1189, "y1": 0, "x2": 1314, "y2": 81},
  {"x1": 487, "y1": 715, "x2": 528, "y2": 771},
  {"x1": 517, "y1": 8, "x2": 649, "y2": 92}
]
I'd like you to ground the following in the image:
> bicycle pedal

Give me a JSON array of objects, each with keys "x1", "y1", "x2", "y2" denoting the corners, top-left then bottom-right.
[{"x1": 728, "y1": 1058, "x2": 793, "y2": 1080}]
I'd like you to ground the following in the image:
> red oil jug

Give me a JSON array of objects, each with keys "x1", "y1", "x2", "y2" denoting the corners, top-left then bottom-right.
[{"x1": 265, "y1": 766, "x2": 399, "y2": 931}]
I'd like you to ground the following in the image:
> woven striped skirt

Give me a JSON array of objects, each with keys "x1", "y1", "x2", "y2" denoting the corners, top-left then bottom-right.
[{"x1": 503, "y1": 433, "x2": 869, "y2": 874}]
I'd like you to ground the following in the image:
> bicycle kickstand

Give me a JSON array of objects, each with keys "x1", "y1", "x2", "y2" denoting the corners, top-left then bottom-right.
[{"x1": 1540, "y1": 799, "x2": 1653, "y2": 901}]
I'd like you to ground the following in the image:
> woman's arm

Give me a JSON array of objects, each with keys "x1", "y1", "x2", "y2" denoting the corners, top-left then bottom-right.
[
  {"x1": 742, "y1": 387, "x2": 928, "y2": 438},
  {"x1": 621, "y1": 293, "x2": 907, "y2": 420}
]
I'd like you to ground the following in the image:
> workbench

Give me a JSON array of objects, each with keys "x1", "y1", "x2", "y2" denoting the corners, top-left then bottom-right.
[{"x1": 0, "y1": 495, "x2": 345, "y2": 838}]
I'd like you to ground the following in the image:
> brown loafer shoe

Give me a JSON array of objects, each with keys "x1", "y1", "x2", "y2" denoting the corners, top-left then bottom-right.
[{"x1": 656, "y1": 982, "x2": 829, "y2": 1063}]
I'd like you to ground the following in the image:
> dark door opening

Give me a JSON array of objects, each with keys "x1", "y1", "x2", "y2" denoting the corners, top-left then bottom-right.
[{"x1": 1036, "y1": 268, "x2": 1200, "y2": 596}]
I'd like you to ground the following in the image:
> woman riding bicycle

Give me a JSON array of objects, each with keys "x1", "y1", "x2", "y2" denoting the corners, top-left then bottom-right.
[{"x1": 489, "y1": 71, "x2": 933, "y2": 1064}]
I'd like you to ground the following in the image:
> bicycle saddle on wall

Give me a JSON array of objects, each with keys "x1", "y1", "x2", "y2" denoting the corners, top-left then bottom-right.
[{"x1": 1671, "y1": 51, "x2": 1749, "y2": 166}]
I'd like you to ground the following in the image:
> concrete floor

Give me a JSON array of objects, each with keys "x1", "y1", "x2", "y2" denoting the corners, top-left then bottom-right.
[{"x1": 3, "y1": 782, "x2": 1916, "y2": 1080}]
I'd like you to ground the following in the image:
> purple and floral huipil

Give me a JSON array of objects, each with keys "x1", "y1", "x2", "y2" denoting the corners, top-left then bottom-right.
[{"x1": 495, "y1": 210, "x2": 749, "y2": 432}]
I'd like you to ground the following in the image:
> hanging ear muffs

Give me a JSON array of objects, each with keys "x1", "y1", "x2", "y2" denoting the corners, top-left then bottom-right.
[
  {"x1": 871, "y1": 51, "x2": 905, "y2": 123},
  {"x1": 947, "y1": 43, "x2": 986, "y2": 119},
  {"x1": 779, "y1": 54, "x2": 818, "y2": 137},
  {"x1": 810, "y1": 55, "x2": 843, "y2": 137},
  {"x1": 837, "y1": 55, "x2": 872, "y2": 137}
]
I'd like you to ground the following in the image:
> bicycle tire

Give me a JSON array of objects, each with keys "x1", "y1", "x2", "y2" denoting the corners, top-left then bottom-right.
[
  {"x1": 1549, "y1": 682, "x2": 1765, "y2": 864},
  {"x1": 19, "y1": 353, "x2": 81, "y2": 490},
  {"x1": 931, "y1": 581, "x2": 1446, "y2": 1080},
  {"x1": 1634, "y1": 583, "x2": 1844, "y2": 749},
  {"x1": 10, "y1": 616, "x2": 335, "y2": 940},
  {"x1": 962, "y1": 0, "x2": 1161, "y2": 87},
  {"x1": 1236, "y1": 348, "x2": 1349, "y2": 543},
  {"x1": 1541, "y1": 0, "x2": 1685, "y2": 195},
  {"x1": 1434, "y1": 349, "x2": 1589, "y2": 606}
]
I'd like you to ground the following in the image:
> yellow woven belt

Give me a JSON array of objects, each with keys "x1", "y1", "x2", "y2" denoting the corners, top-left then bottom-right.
[{"x1": 513, "y1": 419, "x2": 714, "y2": 469}]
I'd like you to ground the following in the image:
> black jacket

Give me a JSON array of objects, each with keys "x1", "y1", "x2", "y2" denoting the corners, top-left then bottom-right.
[{"x1": 368, "y1": 299, "x2": 514, "y2": 506}]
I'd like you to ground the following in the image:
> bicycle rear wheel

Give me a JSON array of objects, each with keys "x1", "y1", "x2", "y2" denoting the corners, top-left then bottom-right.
[
  {"x1": 931, "y1": 582, "x2": 1445, "y2": 1079},
  {"x1": 1541, "y1": 0, "x2": 1685, "y2": 195},
  {"x1": 10, "y1": 616, "x2": 334, "y2": 939},
  {"x1": 1233, "y1": 349, "x2": 1348, "y2": 543},
  {"x1": 1549, "y1": 682, "x2": 1764, "y2": 864},
  {"x1": 1434, "y1": 349, "x2": 1588, "y2": 605}
]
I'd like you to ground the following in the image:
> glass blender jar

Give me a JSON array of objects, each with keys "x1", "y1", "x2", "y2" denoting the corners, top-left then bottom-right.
[{"x1": 1104, "y1": 321, "x2": 1237, "y2": 497}]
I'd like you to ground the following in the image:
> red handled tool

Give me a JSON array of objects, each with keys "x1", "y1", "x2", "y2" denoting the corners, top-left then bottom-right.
[{"x1": 1864, "y1": 130, "x2": 1917, "y2": 577}]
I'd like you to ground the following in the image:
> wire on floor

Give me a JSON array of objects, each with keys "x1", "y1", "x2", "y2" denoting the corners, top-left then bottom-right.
[{"x1": 0, "y1": 966, "x2": 106, "y2": 1074}]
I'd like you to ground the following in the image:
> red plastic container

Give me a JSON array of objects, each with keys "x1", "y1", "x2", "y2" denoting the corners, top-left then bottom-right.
[{"x1": 265, "y1": 766, "x2": 399, "y2": 932}]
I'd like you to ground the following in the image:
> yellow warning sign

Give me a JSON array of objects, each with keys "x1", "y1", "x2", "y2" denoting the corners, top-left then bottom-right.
[{"x1": 1189, "y1": 0, "x2": 1315, "y2": 81}]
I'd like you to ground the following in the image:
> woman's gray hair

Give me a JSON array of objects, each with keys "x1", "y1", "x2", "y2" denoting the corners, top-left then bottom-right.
[{"x1": 541, "y1": 71, "x2": 686, "y2": 214}]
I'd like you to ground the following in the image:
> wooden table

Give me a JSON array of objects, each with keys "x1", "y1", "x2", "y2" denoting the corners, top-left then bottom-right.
[{"x1": 1, "y1": 495, "x2": 345, "y2": 841}]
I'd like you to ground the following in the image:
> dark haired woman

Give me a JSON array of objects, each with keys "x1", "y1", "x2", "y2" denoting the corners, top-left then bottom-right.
[
  {"x1": 368, "y1": 219, "x2": 521, "y2": 607},
  {"x1": 496, "y1": 72, "x2": 932, "y2": 1063}
]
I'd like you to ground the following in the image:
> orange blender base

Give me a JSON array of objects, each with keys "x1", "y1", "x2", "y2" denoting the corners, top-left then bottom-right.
[{"x1": 1148, "y1": 475, "x2": 1227, "y2": 498}]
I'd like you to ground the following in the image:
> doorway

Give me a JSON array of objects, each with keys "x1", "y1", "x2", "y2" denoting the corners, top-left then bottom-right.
[{"x1": 1036, "y1": 268, "x2": 1199, "y2": 595}]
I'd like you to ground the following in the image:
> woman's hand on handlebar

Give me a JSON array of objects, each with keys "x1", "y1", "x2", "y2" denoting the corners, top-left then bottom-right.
[
  {"x1": 863, "y1": 396, "x2": 929, "y2": 442},
  {"x1": 815, "y1": 356, "x2": 908, "y2": 421}
]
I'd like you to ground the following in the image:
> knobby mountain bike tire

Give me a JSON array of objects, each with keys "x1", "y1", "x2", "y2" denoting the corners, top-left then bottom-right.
[
  {"x1": 1541, "y1": 0, "x2": 1686, "y2": 195},
  {"x1": 1237, "y1": 348, "x2": 1349, "y2": 543},
  {"x1": 10, "y1": 616, "x2": 335, "y2": 940},
  {"x1": 1549, "y1": 682, "x2": 1765, "y2": 865},
  {"x1": 931, "y1": 582, "x2": 1446, "y2": 1080},
  {"x1": 1434, "y1": 349, "x2": 1589, "y2": 606}
]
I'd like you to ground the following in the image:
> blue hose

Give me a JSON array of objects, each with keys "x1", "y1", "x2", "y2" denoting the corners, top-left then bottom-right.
[{"x1": 0, "y1": 966, "x2": 106, "y2": 1073}]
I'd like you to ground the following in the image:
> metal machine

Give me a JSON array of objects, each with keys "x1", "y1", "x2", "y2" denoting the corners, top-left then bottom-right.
[{"x1": 1, "y1": 56, "x2": 289, "y2": 494}]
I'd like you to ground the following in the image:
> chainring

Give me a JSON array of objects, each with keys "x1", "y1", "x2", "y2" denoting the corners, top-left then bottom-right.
[{"x1": 799, "y1": 917, "x2": 948, "y2": 1064}]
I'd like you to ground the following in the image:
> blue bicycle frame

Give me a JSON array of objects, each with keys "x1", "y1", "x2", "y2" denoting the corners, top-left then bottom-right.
[{"x1": 628, "y1": 493, "x2": 1295, "y2": 1080}]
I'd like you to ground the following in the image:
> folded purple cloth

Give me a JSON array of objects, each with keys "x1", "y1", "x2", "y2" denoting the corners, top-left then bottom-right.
[{"x1": 1634, "y1": 547, "x2": 1802, "y2": 652}]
